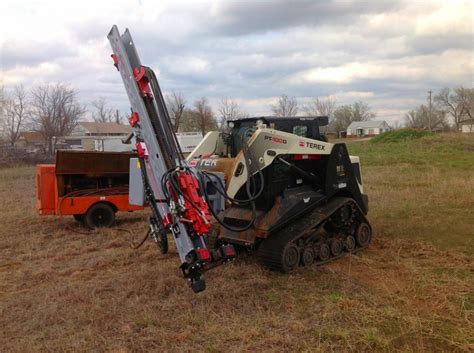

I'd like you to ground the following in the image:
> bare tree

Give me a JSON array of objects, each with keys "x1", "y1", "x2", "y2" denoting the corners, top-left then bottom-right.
[
  {"x1": 193, "y1": 97, "x2": 217, "y2": 135},
  {"x1": 390, "y1": 120, "x2": 403, "y2": 130},
  {"x1": 271, "y1": 94, "x2": 298, "y2": 117},
  {"x1": 434, "y1": 88, "x2": 464, "y2": 130},
  {"x1": 404, "y1": 110, "x2": 422, "y2": 129},
  {"x1": 0, "y1": 86, "x2": 6, "y2": 141},
  {"x1": 91, "y1": 97, "x2": 115, "y2": 123},
  {"x1": 218, "y1": 98, "x2": 247, "y2": 131},
  {"x1": 404, "y1": 104, "x2": 449, "y2": 130},
  {"x1": 304, "y1": 96, "x2": 337, "y2": 119},
  {"x1": 178, "y1": 109, "x2": 198, "y2": 132},
  {"x1": 1, "y1": 85, "x2": 29, "y2": 147},
  {"x1": 332, "y1": 101, "x2": 375, "y2": 132},
  {"x1": 454, "y1": 86, "x2": 474, "y2": 123},
  {"x1": 166, "y1": 91, "x2": 186, "y2": 132},
  {"x1": 30, "y1": 83, "x2": 85, "y2": 154},
  {"x1": 113, "y1": 109, "x2": 125, "y2": 124}
]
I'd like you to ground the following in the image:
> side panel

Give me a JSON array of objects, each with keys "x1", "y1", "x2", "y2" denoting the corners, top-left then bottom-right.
[
  {"x1": 58, "y1": 195, "x2": 142, "y2": 215},
  {"x1": 325, "y1": 143, "x2": 368, "y2": 214},
  {"x1": 202, "y1": 172, "x2": 226, "y2": 215},
  {"x1": 55, "y1": 150, "x2": 135, "y2": 174},
  {"x1": 129, "y1": 157, "x2": 145, "y2": 206},
  {"x1": 36, "y1": 165, "x2": 56, "y2": 215}
]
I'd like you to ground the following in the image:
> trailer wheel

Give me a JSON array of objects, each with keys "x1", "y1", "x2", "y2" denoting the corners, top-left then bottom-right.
[
  {"x1": 73, "y1": 214, "x2": 84, "y2": 224},
  {"x1": 84, "y1": 203, "x2": 115, "y2": 229}
]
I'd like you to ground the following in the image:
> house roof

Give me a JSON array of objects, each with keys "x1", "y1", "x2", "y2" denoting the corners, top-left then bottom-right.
[
  {"x1": 78, "y1": 122, "x2": 131, "y2": 134},
  {"x1": 19, "y1": 131, "x2": 45, "y2": 142},
  {"x1": 347, "y1": 120, "x2": 388, "y2": 129}
]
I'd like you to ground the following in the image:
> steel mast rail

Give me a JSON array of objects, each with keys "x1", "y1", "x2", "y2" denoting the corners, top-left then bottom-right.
[{"x1": 107, "y1": 25, "x2": 234, "y2": 292}]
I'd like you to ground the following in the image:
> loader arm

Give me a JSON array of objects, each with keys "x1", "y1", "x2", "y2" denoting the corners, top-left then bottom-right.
[
  {"x1": 226, "y1": 127, "x2": 333, "y2": 198},
  {"x1": 188, "y1": 124, "x2": 367, "y2": 215},
  {"x1": 188, "y1": 127, "x2": 334, "y2": 197}
]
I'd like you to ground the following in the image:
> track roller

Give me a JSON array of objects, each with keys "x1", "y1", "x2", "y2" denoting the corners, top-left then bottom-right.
[
  {"x1": 345, "y1": 235, "x2": 356, "y2": 252},
  {"x1": 318, "y1": 243, "x2": 330, "y2": 261},
  {"x1": 330, "y1": 239, "x2": 343, "y2": 256},
  {"x1": 301, "y1": 246, "x2": 315, "y2": 266},
  {"x1": 281, "y1": 244, "x2": 300, "y2": 272},
  {"x1": 355, "y1": 222, "x2": 372, "y2": 247}
]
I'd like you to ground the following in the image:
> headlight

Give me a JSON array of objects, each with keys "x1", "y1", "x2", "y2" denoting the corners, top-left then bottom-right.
[{"x1": 228, "y1": 121, "x2": 235, "y2": 128}]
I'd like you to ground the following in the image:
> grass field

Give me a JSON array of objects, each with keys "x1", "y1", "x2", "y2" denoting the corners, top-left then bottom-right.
[{"x1": 0, "y1": 133, "x2": 473, "y2": 352}]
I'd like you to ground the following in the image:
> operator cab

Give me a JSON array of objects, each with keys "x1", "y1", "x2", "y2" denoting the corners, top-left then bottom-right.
[{"x1": 228, "y1": 116, "x2": 328, "y2": 157}]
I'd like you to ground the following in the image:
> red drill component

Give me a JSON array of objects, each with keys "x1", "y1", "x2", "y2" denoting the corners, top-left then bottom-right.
[
  {"x1": 136, "y1": 142, "x2": 149, "y2": 159},
  {"x1": 176, "y1": 172, "x2": 211, "y2": 235},
  {"x1": 162, "y1": 212, "x2": 173, "y2": 227},
  {"x1": 223, "y1": 245, "x2": 235, "y2": 257},
  {"x1": 129, "y1": 112, "x2": 140, "y2": 127},
  {"x1": 110, "y1": 54, "x2": 119, "y2": 70},
  {"x1": 133, "y1": 66, "x2": 153, "y2": 98},
  {"x1": 196, "y1": 248, "x2": 210, "y2": 262}
]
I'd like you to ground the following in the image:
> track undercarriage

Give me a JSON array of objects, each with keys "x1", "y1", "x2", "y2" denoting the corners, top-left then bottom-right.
[
  {"x1": 257, "y1": 197, "x2": 372, "y2": 271},
  {"x1": 207, "y1": 197, "x2": 372, "y2": 272}
]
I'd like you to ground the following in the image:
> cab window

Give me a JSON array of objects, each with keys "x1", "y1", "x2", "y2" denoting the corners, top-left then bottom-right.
[{"x1": 292, "y1": 125, "x2": 308, "y2": 137}]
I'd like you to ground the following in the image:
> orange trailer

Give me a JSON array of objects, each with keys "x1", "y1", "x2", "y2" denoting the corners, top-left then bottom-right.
[{"x1": 36, "y1": 150, "x2": 143, "y2": 228}]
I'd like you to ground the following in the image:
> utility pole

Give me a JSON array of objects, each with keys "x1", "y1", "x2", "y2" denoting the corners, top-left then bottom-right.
[{"x1": 428, "y1": 90, "x2": 432, "y2": 131}]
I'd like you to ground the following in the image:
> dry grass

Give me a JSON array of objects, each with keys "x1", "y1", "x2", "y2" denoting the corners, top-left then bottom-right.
[{"x1": 0, "y1": 133, "x2": 473, "y2": 352}]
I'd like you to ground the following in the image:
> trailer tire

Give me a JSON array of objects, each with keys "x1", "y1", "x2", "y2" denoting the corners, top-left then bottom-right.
[
  {"x1": 73, "y1": 214, "x2": 84, "y2": 224},
  {"x1": 84, "y1": 203, "x2": 115, "y2": 229}
]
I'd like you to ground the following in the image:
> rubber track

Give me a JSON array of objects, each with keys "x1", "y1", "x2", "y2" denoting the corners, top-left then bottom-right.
[{"x1": 257, "y1": 197, "x2": 370, "y2": 272}]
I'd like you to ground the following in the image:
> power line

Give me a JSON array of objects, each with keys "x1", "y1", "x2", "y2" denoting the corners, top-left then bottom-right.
[{"x1": 428, "y1": 90, "x2": 432, "y2": 131}]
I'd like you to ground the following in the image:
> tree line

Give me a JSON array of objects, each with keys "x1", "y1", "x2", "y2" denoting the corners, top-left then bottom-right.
[
  {"x1": 0, "y1": 84, "x2": 86, "y2": 154},
  {"x1": 404, "y1": 87, "x2": 473, "y2": 131},
  {"x1": 173, "y1": 93, "x2": 377, "y2": 134},
  {"x1": 0, "y1": 84, "x2": 248, "y2": 154},
  {"x1": 0, "y1": 83, "x2": 382, "y2": 154},
  {"x1": 2, "y1": 82, "x2": 472, "y2": 155}
]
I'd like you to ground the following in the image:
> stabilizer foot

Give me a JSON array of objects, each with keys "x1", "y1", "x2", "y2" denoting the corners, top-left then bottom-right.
[{"x1": 190, "y1": 277, "x2": 206, "y2": 293}]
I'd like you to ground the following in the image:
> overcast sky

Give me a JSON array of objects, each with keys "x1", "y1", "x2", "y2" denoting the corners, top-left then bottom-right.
[{"x1": 1, "y1": 0, "x2": 472, "y2": 124}]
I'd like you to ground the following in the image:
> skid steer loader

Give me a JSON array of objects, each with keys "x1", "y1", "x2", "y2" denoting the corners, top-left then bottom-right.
[
  {"x1": 188, "y1": 116, "x2": 372, "y2": 271},
  {"x1": 108, "y1": 25, "x2": 372, "y2": 292}
]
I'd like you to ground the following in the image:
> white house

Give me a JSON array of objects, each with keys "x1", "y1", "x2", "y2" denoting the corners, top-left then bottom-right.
[
  {"x1": 55, "y1": 122, "x2": 205, "y2": 153},
  {"x1": 460, "y1": 119, "x2": 474, "y2": 133},
  {"x1": 346, "y1": 120, "x2": 390, "y2": 137},
  {"x1": 57, "y1": 122, "x2": 133, "y2": 151}
]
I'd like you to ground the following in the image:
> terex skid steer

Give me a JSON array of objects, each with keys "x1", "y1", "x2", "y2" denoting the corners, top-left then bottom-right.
[
  {"x1": 187, "y1": 117, "x2": 372, "y2": 271},
  {"x1": 108, "y1": 26, "x2": 372, "y2": 292}
]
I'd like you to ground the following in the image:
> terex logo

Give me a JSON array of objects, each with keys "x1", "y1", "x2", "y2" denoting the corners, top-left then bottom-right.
[
  {"x1": 305, "y1": 142, "x2": 325, "y2": 150},
  {"x1": 199, "y1": 159, "x2": 218, "y2": 167},
  {"x1": 264, "y1": 135, "x2": 287, "y2": 144},
  {"x1": 299, "y1": 141, "x2": 305, "y2": 147},
  {"x1": 188, "y1": 158, "x2": 198, "y2": 167},
  {"x1": 187, "y1": 158, "x2": 218, "y2": 168}
]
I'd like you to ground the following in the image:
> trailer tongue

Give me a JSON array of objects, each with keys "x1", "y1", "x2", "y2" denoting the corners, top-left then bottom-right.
[{"x1": 107, "y1": 26, "x2": 235, "y2": 292}]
